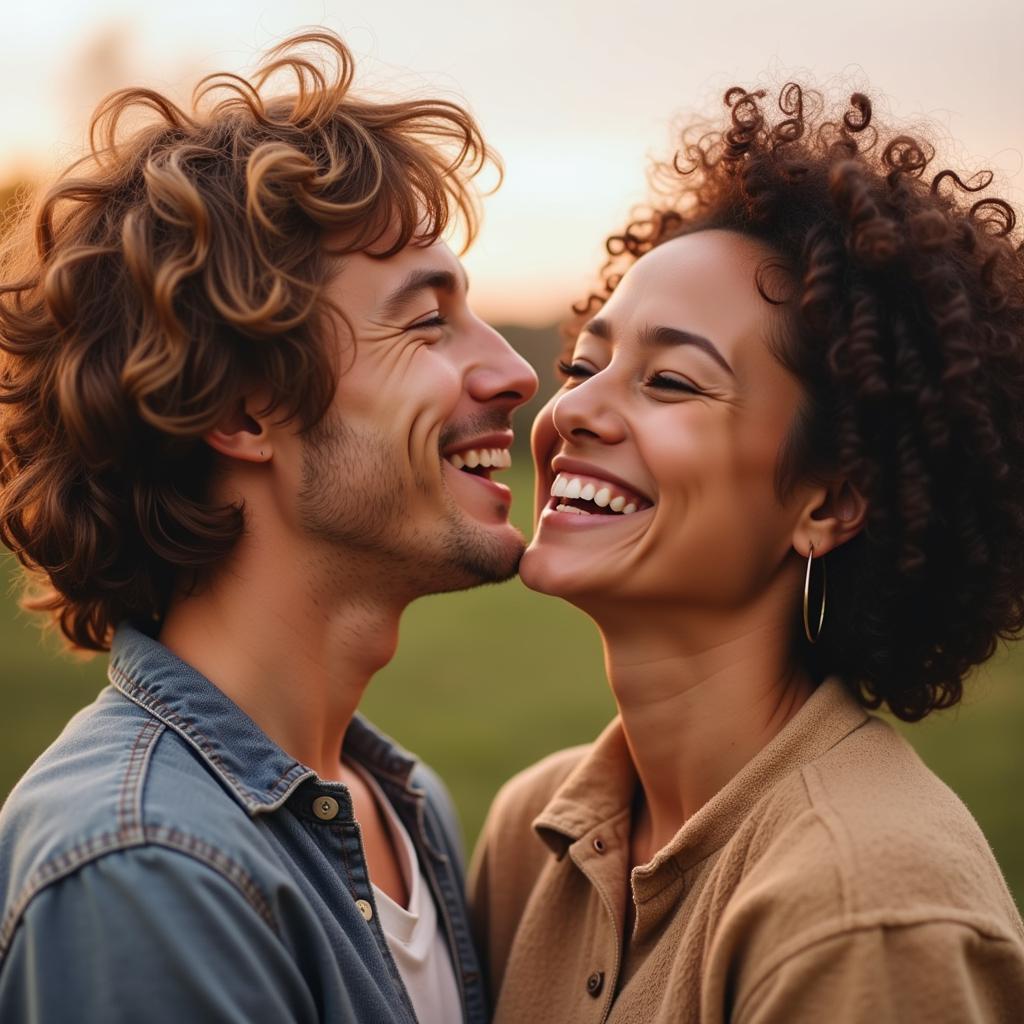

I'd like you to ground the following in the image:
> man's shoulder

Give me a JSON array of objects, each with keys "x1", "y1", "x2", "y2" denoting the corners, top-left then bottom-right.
[
  {"x1": 0, "y1": 685, "x2": 270, "y2": 959},
  {"x1": 1, "y1": 682, "x2": 250, "y2": 848}
]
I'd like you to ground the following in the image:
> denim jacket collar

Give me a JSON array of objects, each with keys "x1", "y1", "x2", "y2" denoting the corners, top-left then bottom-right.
[{"x1": 108, "y1": 623, "x2": 418, "y2": 816}]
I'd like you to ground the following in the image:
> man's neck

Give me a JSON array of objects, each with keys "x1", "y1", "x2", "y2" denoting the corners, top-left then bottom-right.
[
  {"x1": 159, "y1": 530, "x2": 406, "y2": 782},
  {"x1": 594, "y1": 578, "x2": 813, "y2": 864}
]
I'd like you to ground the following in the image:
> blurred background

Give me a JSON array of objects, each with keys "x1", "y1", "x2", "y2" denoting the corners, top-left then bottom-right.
[{"x1": 2, "y1": 0, "x2": 1022, "y2": 911}]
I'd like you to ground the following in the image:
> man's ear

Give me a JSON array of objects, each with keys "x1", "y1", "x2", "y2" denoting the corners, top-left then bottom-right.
[
  {"x1": 204, "y1": 395, "x2": 274, "y2": 464},
  {"x1": 792, "y1": 478, "x2": 868, "y2": 558}
]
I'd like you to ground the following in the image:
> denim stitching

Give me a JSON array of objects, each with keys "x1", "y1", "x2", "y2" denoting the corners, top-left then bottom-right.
[
  {"x1": 332, "y1": 823, "x2": 358, "y2": 896},
  {"x1": 0, "y1": 827, "x2": 277, "y2": 962},
  {"x1": 266, "y1": 762, "x2": 304, "y2": 797},
  {"x1": 109, "y1": 666, "x2": 258, "y2": 807},
  {"x1": 116, "y1": 719, "x2": 163, "y2": 839},
  {"x1": 109, "y1": 665, "x2": 309, "y2": 809}
]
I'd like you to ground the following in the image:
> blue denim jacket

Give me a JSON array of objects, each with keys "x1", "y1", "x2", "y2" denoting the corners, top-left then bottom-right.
[{"x1": 0, "y1": 625, "x2": 487, "y2": 1023}]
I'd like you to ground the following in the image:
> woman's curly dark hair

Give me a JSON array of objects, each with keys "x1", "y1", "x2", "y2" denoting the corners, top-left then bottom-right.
[{"x1": 575, "y1": 83, "x2": 1024, "y2": 720}]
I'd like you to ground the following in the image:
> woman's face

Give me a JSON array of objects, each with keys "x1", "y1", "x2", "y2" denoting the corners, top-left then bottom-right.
[{"x1": 520, "y1": 229, "x2": 811, "y2": 616}]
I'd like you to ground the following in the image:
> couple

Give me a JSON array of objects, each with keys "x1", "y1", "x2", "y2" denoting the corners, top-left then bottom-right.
[{"x1": 2, "y1": 31, "x2": 1024, "y2": 1024}]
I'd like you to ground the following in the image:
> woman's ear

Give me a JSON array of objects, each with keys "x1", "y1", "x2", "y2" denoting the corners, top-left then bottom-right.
[
  {"x1": 792, "y1": 479, "x2": 868, "y2": 558},
  {"x1": 204, "y1": 396, "x2": 274, "y2": 464}
]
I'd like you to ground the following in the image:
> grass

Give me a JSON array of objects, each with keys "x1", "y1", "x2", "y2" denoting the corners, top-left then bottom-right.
[{"x1": 1, "y1": 462, "x2": 1021, "y2": 913}]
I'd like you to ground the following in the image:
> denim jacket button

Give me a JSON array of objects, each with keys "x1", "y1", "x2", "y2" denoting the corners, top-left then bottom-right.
[
  {"x1": 313, "y1": 796, "x2": 339, "y2": 820},
  {"x1": 355, "y1": 899, "x2": 373, "y2": 921}
]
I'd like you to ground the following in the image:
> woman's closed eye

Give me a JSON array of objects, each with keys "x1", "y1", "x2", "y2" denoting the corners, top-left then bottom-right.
[
  {"x1": 556, "y1": 359, "x2": 595, "y2": 380},
  {"x1": 558, "y1": 360, "x2": 705, "y2": 397},
  {"x1": 645, "y1": 372, "x2": 704, "y2": 395}
]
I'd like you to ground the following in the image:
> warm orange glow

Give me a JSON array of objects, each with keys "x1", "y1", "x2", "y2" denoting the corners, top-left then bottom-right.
[{"x1": 3, "y1": 4, "x2": 1022, "y2": 325}]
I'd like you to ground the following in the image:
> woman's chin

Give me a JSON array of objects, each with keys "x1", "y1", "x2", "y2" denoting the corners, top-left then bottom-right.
[{"x1": 519, "y1": 543, "x2": 595, "y2": 600}]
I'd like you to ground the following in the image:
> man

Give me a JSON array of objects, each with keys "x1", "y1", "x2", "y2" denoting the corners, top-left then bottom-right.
[{"x1": 0, "y1": 30, "x2": 536, "y2": 1023}]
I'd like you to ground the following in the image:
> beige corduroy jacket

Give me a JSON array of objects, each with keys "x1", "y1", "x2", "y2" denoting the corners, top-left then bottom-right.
[{"x1": 469, "y1": 678, "x2": 1024, "y2": 1023}]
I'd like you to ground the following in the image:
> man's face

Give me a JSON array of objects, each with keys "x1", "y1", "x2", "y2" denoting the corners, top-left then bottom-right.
[{"x1": 284, "y1": 239, "x2": 538, "y2": 597}]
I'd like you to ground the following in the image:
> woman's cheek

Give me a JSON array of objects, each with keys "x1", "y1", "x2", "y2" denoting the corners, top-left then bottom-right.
[{"x1": 530, "y1": 394, "x2": 561, "y2": 523}]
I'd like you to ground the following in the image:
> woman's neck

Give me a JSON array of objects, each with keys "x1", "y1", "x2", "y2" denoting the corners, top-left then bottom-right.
[{"x1": 598, "y1": 603, "x2": 814, "y2": 864}]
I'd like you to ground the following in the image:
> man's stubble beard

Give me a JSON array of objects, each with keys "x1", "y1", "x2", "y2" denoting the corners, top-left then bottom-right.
[{"x1": 298, "y1": 415, "x2": 523, "y2": 595}]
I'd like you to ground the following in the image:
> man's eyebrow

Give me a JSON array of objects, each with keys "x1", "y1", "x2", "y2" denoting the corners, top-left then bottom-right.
[
  {"x1": 581, "y1": 316, "x2": 735, "y2": 377},
  {"x1": 376, "y1": 267, "x2": 467, "y2": 322}
]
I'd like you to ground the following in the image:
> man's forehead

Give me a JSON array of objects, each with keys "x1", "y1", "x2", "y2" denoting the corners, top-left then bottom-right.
[{"x1": 330, "y1": 239, "x2": 468, "y2": 314}]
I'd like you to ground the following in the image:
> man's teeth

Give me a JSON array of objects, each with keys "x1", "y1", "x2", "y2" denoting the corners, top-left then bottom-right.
[
  {"x1": 549, "y1": 474, "x2": 644, "y2": 515},
  {"x1": 447, "y1": 448, "x2": 512, "y2": 470}
]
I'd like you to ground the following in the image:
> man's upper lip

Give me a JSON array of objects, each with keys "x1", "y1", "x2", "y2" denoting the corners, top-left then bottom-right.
[
  {"x1": 442, "y1": 430, "x2": 514, "y2": 457},
  {"x1": 550, "y1": 456, "x2": 653, "y2": 504}
]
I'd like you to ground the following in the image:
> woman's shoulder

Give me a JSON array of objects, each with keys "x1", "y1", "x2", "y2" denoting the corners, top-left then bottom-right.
[
  {"x1": 746, "y1": 713, "x2": 1021, "y2": 933},
  {"x1": 713, "y1": 716, "x2": 1024, "y2": 1019}
]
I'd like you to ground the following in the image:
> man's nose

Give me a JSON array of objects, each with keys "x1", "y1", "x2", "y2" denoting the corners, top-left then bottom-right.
[{"x1": 465, "y1": 323, "x2": 539, "y2": 408}]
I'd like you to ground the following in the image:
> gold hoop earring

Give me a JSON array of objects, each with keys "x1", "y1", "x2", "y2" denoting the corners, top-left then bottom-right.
[{"x1": 803, "y1": 542, "x2": 827, "y2": 645}]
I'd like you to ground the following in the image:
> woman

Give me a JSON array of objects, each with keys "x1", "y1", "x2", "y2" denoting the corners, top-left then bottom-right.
[{"x1": 470, "y1": 85, "x2": 1024, "y2": 1022}]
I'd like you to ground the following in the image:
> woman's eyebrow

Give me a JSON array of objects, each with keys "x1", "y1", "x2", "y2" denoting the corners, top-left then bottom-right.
[
  {"x1": 581, "y1": 315, "x2": 735, "y2": 377},
  {"x1": 640, "y1": 324, "x2": 735, "y2": 377}
]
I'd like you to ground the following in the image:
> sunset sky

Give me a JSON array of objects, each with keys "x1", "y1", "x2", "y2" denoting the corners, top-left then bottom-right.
[{"x1": 4, "y1": 0, "x2": 1022, "y2": 324}]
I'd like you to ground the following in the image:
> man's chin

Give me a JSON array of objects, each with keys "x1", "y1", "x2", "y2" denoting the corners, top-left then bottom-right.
[{"x1": 436, "y1": 520, "x2": 526, "y2": 591}]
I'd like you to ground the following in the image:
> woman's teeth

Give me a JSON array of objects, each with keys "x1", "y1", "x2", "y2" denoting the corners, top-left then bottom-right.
[
  {"x1": 447, "y1": 447, "x2": 512, "y2": 470},
  {"x1": 549, "y1": 474, "x2": 644, "y2": 516}
]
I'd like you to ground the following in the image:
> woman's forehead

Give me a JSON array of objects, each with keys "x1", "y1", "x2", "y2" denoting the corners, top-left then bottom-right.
[
  {"x1": 623, "y1": 230, "x2": 776, "y2": 295},
  {"x1": 598, "y1": 230, "x2": 785, "y2": 362}
]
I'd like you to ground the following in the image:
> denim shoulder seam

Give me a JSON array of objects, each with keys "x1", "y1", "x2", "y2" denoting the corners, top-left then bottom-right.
[
  {"x1": 0, "y1": 824, "x2": 279, "y2": 963},
  {"x1": 117, "y1": 717, "x2": 164, "y2": 836},
  {"x1": 108, "y1": 665, "x2": 307, "y2": 810}
]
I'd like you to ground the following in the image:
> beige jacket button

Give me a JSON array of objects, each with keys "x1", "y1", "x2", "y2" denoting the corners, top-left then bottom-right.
[
  {"x1": 313, "y1": 796, "x2": 339, "y2": 820},
  {"x1": 355, "y1": 899, "x2": 373, "y2": 921},
  {"x1": 586, "y1": 971, "x2": 604, "y2": 997}
]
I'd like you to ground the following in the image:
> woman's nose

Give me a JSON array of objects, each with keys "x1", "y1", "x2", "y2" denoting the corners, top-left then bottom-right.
[{"x1": 550, "y1": 375, "x2": 626, "y2": 446}]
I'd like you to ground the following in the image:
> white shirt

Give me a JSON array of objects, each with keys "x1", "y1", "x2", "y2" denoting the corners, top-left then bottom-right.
[{"x1": 350, "y1": 762, "x2": 463, "y2": 1024}]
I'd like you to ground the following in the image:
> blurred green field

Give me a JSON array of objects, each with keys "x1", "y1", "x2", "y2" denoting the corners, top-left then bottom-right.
[{"x1": 2, "y1": 461, "x2": 1022, "y2": 916}]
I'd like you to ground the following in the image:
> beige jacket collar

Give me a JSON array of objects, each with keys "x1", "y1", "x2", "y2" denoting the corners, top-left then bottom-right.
[{"x1": 533, "y1": 678, "x2": 869, "y2": 886}]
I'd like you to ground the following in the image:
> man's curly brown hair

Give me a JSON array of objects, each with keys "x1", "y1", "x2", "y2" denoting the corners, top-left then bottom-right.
[
  {"x1": 0, "y1": 30, "x2": 495, "y2": 652},
  {"x1": 574, "y1": 83, "x2": 1024, "y2": 720}
]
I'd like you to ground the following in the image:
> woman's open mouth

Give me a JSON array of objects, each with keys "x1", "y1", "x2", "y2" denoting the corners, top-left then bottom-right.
[{"x1": 546, "y1": 472, "x2": 654, "y2": 518}]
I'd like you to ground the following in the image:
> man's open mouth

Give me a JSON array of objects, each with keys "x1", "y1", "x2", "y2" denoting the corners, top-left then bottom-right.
[
  {"x1": 444, "y1": 445, "x2": 512, "y2": 480},
  {"x1": 547, "y1": 472, "x2": 653, "y2": 517}
]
